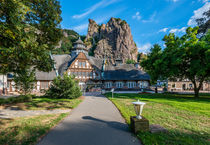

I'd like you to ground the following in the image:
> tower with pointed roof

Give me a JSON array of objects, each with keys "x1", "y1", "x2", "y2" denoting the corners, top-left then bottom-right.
[{"x1": 71, "y1": 37, "x2": 88, "y2": 57}]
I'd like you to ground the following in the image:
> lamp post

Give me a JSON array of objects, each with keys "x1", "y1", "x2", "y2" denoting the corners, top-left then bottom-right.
[
  {"x1": 132, "y1": 100, "x2": 146, "y2": 119},
  {"x1": 111, "y1": 88, "x2": 114, "y2": 98},
  {"x1": 130, "y1": 99, "x2": 149, "y2": 133}
]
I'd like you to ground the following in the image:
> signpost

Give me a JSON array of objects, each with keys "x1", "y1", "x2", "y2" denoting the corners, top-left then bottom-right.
[{"x1": 111, "y1": 88, "x2": 114, "y2": 98}]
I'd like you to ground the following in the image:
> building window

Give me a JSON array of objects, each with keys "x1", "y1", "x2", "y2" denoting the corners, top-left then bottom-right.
[
  {"x1": 116, "y1": 82, "x2": 123, "y2": 88},
  {"x1": 40, "y1": 82, "x2": 49, "y2": 89},
  {"x1": 83, "y1": 72, "x2": 86, "y2": 78},
  {"x1": 127, "y1": 82, "x2": 136, "y2": 88},
  {"x1": 189, "y1": 84, "x2": 193, "y2": 88},
  {"x1": 143, "y1": 81, "x2": 148, "y2": 88},
  {"x1": 106, "y1": 82, "x2": 112, "y2": 88},
  {"x1": 82, "y1": 62, "x2": 86, "y2": 68},
  {"x1": 139, "y1": 81, "x2": 142, "y2": 88},
  {"x1": 79, "y1": 62, "x2": 82, "y2": 68}
]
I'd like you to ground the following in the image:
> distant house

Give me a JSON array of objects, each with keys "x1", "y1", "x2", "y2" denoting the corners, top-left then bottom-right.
[
  {"x1": 6, "y1": 38, "x2": 150, "y2": 93},
  {"x1": 168, "y1": 80, "x2": 210, "y2": 92}
]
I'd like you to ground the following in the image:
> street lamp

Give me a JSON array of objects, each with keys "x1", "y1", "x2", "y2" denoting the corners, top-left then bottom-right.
[{"x1": 132, "y1": 100, "x2": 146, "y2": 119}]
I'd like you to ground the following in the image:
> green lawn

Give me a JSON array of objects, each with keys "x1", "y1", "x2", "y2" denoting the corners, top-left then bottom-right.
[
  {"x1": 0, "y1": 113, "x2": 68, "y2": 145},
  {"x1": 0, "y1": 96, "x2": 83, "y2": 145},
  {"x1": 105, "y1": 93, "x2": 210, "y2": 145},
  {"x1": 23, "y1": 97, "x2": 83, "y2": 110},
  {"x1": 1, "y1": 96, "x2": 83, "y2": 110}
]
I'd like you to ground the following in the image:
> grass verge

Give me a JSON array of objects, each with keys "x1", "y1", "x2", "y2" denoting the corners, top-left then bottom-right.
[
  {"x1": 1, "y1": 96, "x2": 83, "y2": 110},
  {"x1": 105, "y1": 93, "x2": 210, "y2": 145},
  {"x1": 0, "y1": 113, "x2": 68, "y2": 145}
]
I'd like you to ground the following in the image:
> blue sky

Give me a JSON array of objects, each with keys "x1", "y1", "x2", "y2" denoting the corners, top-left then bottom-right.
[{"x1": 59, "y1": 0, "x2": 210, "y2": 53}]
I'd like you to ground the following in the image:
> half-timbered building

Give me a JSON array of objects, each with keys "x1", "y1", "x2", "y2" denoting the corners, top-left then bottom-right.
[{"x1": 6, "y1": 38, "x2": 150, "y2": 93}]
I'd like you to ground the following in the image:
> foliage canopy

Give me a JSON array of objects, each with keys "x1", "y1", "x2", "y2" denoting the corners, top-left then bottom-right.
[{"x1": 141, "y1": 27, "x2": 210, "y2": 97}]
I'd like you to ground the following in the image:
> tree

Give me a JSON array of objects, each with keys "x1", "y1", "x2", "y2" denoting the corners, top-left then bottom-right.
[
  {"x1": 52, "y1": 29, "x2": 80, "y2": 55},
  {"x1": 141, "y1": 27, "x2": 210, "y2": 98},
  {"x1": 140, "y1": 44, "x2": 163, "y2": 93},
  {"x1": 0, "y1": 0, "x2": 63, "y2": 94},
  {"x1": 13, "y1": 67, "x2": 36, "y2": 95},
  {"x1": 141, "y1": 44, "x2": 163, "y2": 82},
  {"x1": 46, "y1": 74, "x2": 82, "y2": 99},
  {"x1": 126, "y1": 59, "x2": 136, "y2": 64},
  {"x1": 137, "y1": 53, "x2": 147, "y2": 63},
  {"x1": 196, "y1": 9, "x2": 210, "y2": 35}
]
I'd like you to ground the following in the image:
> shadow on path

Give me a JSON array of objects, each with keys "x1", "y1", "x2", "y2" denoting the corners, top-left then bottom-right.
[{"x1": 82, "y1": 116, "x2": 130, "y2": 132}]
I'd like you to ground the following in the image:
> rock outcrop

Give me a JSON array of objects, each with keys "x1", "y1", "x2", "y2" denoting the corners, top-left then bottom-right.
[{"x1": 85, "y1": 18, "x2": 138, "y2": 64}]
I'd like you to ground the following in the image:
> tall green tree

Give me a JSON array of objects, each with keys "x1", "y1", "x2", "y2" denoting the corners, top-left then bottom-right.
[
  {"x1": 196, "y1": 9, "x2": 210, "y2": 35},
  {"x1": 141, "y1": 44, "x2": 163, "y2": 82},
  {"x1": 0, "y1": 0, "x2": 63, "y2": 93},
  {"x1": 141, "y1": 27, "x2": 210, "y2": 98},
  {"x1": 13, "y1": 67, "x2": 36, "y2": 95},
  {"x1": 141, "y1": 44, "x2": 163, "y2": 93}
]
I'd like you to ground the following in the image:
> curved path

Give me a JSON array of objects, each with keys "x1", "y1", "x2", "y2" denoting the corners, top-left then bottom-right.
[{"x1": 37, "y1": 94, "x2": 141, "y2": 145}]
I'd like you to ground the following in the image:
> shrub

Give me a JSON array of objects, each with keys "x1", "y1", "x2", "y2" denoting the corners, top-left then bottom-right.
[
  {"x1": 126, "y1": 59, "x2": 136, "y2": 64},
  {"x1": 46, "y1": 74, "x2": 82, "y2": 99}
]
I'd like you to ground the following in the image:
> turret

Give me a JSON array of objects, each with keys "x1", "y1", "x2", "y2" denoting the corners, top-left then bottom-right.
[{"x1": 71, "y1": 37, "x2": 88, "y2": 57}]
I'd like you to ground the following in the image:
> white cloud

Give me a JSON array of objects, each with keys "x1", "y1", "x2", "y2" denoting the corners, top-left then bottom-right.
[
  {"x1": 72, "y1": 0, "x2": 120, "y2": 19},
  {"x1": 132, "y1": 12, "x2": 141, "y2": 20},
  {"x1": 187, "y1": 2, "x2": 210, "y2": 26},
  {"x1": 138, "y1": 43, "x2": 152, "y2": 54},
  {"x1": 159, "y1": 28, "x2": 168, "y2": 33},
  {"x1": 73, "y1": 23, "x2": 88, "y2": 32},
  {"x1": 172, "y1": 0, "x2": 179, "y2": 2},
  {"x1": 142, "y1": 12, "x2": 157, "y2": 23},
  {"x1": 72, "y1": 8, "x2": 125, "y2": 32},
  {"x1": 169, "y1": 27, "x2": 186, "y2": 33}
]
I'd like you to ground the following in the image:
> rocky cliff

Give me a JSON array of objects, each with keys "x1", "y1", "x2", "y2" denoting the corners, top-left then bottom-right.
[{"x1": 85, "y1": 18, "x2": 138, "y2": 64}]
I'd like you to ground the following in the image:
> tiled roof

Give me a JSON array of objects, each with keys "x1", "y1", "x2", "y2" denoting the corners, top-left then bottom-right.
[
  {"x1": 35, "y1": 53, "x2": 150, "y2": 81},
  {"x1": 103, "y1": 64, "x2": 150, "y2": 81},
  {"x1": 35, "y1": 70, "x2": 57, "y2": 81},
  {"x1": 35, "y1": 54, "x2": 71, "y2": 80}
]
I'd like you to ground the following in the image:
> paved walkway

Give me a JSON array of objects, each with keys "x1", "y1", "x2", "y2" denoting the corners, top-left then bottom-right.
[
  {"x1": 0, "y1": 109, "x2": 71, "y2": 118},
  {"x1": 37, "y1": 94, "x2": 141, "y2": 145}
]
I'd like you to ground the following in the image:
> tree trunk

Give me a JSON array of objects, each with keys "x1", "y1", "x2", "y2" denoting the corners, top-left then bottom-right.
[
  {"x1": 192, "y1": 81, "x2": 199, "y2": 98},
  {"x1": 194, "y1": 87, "x2": 199, "y2": 98},
  {"x1": 155, "y1": 86, "x2": 158, "y2": 93}
]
